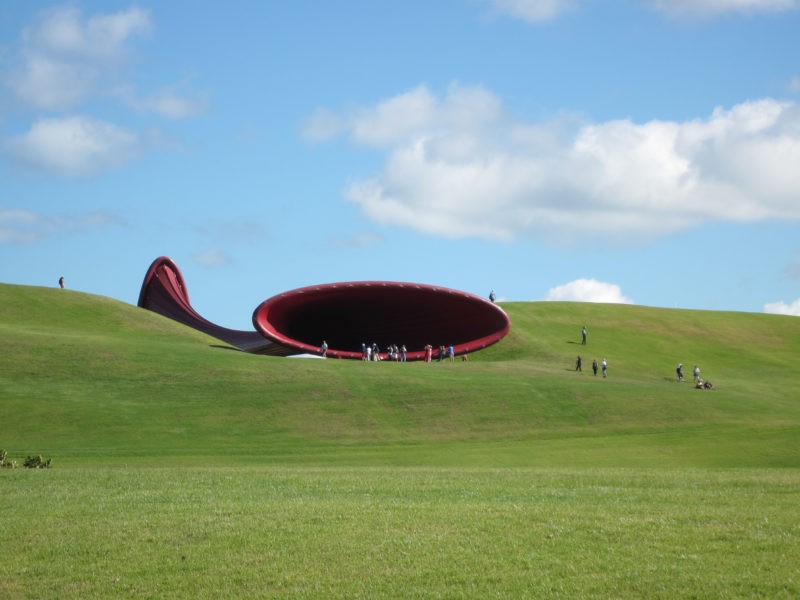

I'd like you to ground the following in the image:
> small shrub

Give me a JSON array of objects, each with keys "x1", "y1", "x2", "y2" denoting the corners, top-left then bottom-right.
[
  {"x1": 23, "y1": 454, "x2": 52, "y2": 469},
  {"x1": 1, "y1": 449, "x2": 18, "y2": 469}
]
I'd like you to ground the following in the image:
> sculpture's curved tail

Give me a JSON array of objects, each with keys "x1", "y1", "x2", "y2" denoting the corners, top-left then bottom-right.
[{"x1": 137, "y1": 256, "x2": 293, "y2": 355}]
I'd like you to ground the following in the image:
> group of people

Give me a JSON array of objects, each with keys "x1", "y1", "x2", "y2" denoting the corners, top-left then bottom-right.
[
  {"x1": 575, "y1": 355, "x2": 607, "y2": 377},
  {"x1": 574, "y1": 325, "x2": 607, "y2": 377},
  {"x1": 574, "y1": 324, "x2": 714, "y2": 388},
  {"x1": 425, "y1": 344, "x2": 456, "y2": 363},
  {"x1": 319, "y1": 340, "x2": 466, "y2": 362},
  {"x1": 360, "y1": 342, "x2": 408, "y2": 362},
  {"x1": 677, "y1": 363, "x2": 713, "y2": 389},
  {"x1": 347, "y1": 342, "x2": 460, "y2": 363}
]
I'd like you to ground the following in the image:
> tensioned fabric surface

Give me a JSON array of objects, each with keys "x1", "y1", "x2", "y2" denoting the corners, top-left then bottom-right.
[
  {"x1": 138, "y1": 256, "x2": 510, "y2": 360},
  {"x1": 138, "y1": 256, "x2": 289, "y2": 355}
]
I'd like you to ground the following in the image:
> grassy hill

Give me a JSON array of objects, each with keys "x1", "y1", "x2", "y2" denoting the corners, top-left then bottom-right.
[
  {"x1": 2, "y1": 283, "x2": 799, "y2": 599},
  {"x1": 1, "y1": 282, "x2": 798, "y2": 468}
]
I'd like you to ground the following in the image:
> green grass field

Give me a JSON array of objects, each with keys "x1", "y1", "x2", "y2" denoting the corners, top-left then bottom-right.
[{"x1": 1, "y1": 283, "x2": 799, "y2": 598}]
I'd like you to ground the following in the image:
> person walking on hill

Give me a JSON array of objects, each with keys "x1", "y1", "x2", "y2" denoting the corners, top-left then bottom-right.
[
  {"x1": 601, "y1": 358, "x2": 607, "y2": 378},
  {"x1": 592, "y1": 359, "x2": 598, "y2": 376},
  {"x1": 676, "y1": 363, "x2": 684, "y2": 382},
  {"x1": 58, "y1": 276, "x2": 65, "y2": 289},
  {"x1": 575, "y1": 355, "x2": 582, "y2": 372},
  {"x1": 581, "y1": 325, "x2": 587, "y2": 345}
]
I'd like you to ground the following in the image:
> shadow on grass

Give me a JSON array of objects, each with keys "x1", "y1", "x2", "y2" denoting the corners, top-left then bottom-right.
[{"x1": 210, "y1": 344, "x2": 243, "y2": 352}]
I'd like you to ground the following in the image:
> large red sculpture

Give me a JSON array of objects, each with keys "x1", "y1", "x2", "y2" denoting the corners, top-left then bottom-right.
[{"x1": 138, "y1": 256, "x2": 510, "y2": 360}]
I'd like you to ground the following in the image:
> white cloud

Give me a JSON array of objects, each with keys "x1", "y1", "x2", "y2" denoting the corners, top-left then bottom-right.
[
  {"x1": 130, "y1": 88, "x2": 208, "y2": 119},
  {"x1": 544, "y1": 279, "x2": 634, "y2": 303},
  {"x1": 193, "y1": 249, "x2": 233, "y2": 268},
  {"x1": 6, "y1": 116, "x2": 142, "y2": 177},
  {"x1": 307, "y1": 84, "x2": 503, "y2": 147},
  {"x1": 1, "y1": 7, "x2": 206, "y2": 178},
  {"x1": 114, "y1": 80, "x2": 209, "y2": 120},
  {"x1": 650, "y1": 0, "x2": 800, "y2": 18},
  {"x1": 482, "y1": 0, "x2": 577, "y2": 22},
  {"x1": 7, "y1": 6, "x2": 151, "y2": 110},
  {"x1": 25, "y1": 5, "x2": 151, "y2": 59},
  {"x1": 314, "y1": 84, "x2": 800, "y2": 242},
  {"x1": 7, "y1": 54, "x2": 95, "y2": 111},
  {"x1": 481, "y1": 0, "x2": 800, "y2": 23},
  {"x1": 0, "y1": 208, "x2": 123, "y2": 244},
  {"x1": 3, "y1": 5, "x2": 203, "y2": 179},
  {"x1": 301, "y1": 107, "x2": 344, "y2": 142},
  {"x1": 764, "y1": 299, "x2": 800, "y2": 316},
  {"x1": 0, "y1": 209, "x2": 44, "y2": 244}
]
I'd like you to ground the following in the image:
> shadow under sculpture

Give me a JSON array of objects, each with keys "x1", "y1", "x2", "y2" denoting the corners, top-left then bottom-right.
[{"x1": 138, "y1": 256, "x2": 510, "y2": 360}]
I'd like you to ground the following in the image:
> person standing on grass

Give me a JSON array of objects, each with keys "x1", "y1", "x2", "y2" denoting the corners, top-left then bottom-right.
[
  {"x1": 602, "y1": 357, "x2": 607, "y2": 378},
  {"x1": 575, "y1": 355, "x2": 582, "y2": 372},
  {"x1": 448, "y1": 345, "x2": 455, "y2": 362},
  {"x1": 592, "y1": 359, "x2": 598, "y2": 376},
  {"x1": 693, "y1": 365, "x2": 700, "y2": 383},
  {"x1": 581, "y1": 325, "x2": 587, "y2": 345},
  {"x1": 58, "y1": 276, "x2": 64, "y2": 289},
  {"x1": 676, "y1": 363, "x2": 684, "y2": 382},
  {"x1": 320, "y1": 340, "x2": 328, "y2": 358}
]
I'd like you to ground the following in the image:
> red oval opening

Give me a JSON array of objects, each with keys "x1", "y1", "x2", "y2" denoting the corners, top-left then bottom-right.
[{"x1": 253, "y1": 281, "x2": 510, "y2": 360}]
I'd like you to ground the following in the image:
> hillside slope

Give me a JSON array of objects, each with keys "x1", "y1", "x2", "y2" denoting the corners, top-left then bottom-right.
[{"x1": 1, "y1": 283, "x2": 798, "y2": 467}]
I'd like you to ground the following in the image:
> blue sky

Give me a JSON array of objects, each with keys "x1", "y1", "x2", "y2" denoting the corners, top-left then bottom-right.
[{"x1": 2, "y1": 0, "x2": 799, "y2": 329}]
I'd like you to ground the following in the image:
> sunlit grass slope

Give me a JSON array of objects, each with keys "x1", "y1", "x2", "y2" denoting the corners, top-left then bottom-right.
[
  {"x1": 3, "y1": 283, "x2": 800, "y2": 599},
  {"x1": 1, "y1": 283, "x2": 798, "y2": 467}
]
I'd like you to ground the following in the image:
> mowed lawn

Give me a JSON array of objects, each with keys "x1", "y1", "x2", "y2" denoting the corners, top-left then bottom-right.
[
  {"x1": 1, "y1": 284, "x2": 799, "y2": 598},
  {"x1": 3, "y1": 467, "x2": 799, "y2": 599}
]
